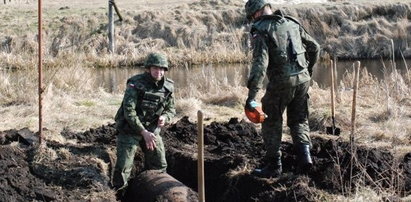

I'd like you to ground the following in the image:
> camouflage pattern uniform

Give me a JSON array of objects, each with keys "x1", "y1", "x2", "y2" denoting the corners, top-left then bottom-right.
[
  {"x1": 112, "y1": 53, "x2": 176, "y2": 190},
  {"x1": 245, "y1": 5, "x2": 320, "y2": 174}
]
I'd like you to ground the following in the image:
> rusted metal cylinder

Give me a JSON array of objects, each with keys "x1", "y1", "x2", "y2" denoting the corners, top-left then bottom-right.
[{"x1": 126, "y1": 170, "x2": 198, "y2": 202}]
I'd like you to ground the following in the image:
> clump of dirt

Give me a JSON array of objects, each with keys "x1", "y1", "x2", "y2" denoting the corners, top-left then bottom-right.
[
  {"x1": 0, "y1": 117, "x2": 410, "y2": 201},
  {"x1": 61, "y1": 123, "x2": 117, "y2": 145},
  {"x1": 0, "y1": 128, "x2": 116, "y2": 201},
  {"x1": 0, "y1": 145, "x2": 64, "y2": 201},
  {"x1": 403, "y1": 153, "x2": 411, "y2": 191}
]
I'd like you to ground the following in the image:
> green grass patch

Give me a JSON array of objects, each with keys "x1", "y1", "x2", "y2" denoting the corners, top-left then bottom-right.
[{"x1": 76, "y1": 100, "x2": 96, "y2": 107}]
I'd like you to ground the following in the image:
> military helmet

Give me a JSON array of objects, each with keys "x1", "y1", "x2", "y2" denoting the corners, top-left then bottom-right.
[
  {"x1": 245, "y1": 0, "x2": 271, "y2": 20},
  {"x1": 144, "y1": 52, "x2": 169, "y2": 71}
]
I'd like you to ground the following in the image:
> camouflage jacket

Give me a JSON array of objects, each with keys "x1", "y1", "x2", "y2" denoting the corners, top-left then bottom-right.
[
  {"x1": 114, "y1": 72, "x2": 176, "y2": 135},
  {"x1": 247, "y1": 14, "x2": 320, "y2": 92}
]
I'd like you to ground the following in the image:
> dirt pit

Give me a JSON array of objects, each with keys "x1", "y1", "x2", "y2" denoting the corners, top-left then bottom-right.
[{"x1": 0, "y1": 117, "x2": 410, "y2": 201}]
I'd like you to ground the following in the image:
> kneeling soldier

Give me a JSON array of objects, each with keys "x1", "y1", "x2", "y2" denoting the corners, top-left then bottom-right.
[{"x1": 112, "y1": 52, "x2": 176, "y2": 190}]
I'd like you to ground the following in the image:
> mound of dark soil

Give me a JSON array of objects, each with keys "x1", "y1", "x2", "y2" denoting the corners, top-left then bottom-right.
[
  {"x1": 0, "y1": 117, "x2": 410, "y2": 201},
  {"x1": 0, "y1": 128, "x2": 116, "y2": 201},
  {"x1": 162, "y1": 117, "x2": 411, "y2": 201},
  {"x1": 61, "y1": 123, "x2": 117, "y2": 145},
  {"x1": 0, "y1": 145, "x2": 64, "y2": 201}
]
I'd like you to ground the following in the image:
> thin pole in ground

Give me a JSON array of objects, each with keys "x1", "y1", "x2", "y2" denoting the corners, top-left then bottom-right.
[
  {"x1": 108, "y1": 0, "x2": 114, "y2": 53},
  {"x1": 197, "y1": 110, "x2": 205, "y2": 202},
  {"x1": 37, "y1": 0, "x2": 43, "y2": 145},
  {"x1": 331, "y1": 60, "x2": 335, "y2": 124},
  {"x1": 330, "y1": 60, "x2": 336, "y2": 135},
  {"x1": 108, "y1": 0, "x2": 123, "y2": 53},
  {"x1": 334, "y1": 57, "x2": 341, "y2": 103},
  {"x1": 349, "y1": 61, "x2": 360, "y2": 193},
  {"x1": 326, "y1": 59, "x2": 340, "y2": 135}
]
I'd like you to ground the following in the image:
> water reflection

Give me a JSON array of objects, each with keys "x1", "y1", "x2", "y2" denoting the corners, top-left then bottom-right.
[
  {"x1": 313, "y1": 59, "x2": 410, "y2": 88},
  {"x1": 95, "y1": 59, "x2": 410, "y2": 93},
  {"x1": 95, "y1": 63, "x2": 249, "y2": 93},
  {"x1": 3, "y1": 59, "x2": 408, "y2": 94}
]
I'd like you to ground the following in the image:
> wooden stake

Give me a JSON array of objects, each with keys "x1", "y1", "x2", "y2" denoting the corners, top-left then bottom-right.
[
  {"x1": 351, "y1": 61, "x2": 360, "y2": 140},
  {"x1": 197, "y1": 110, "x2": 205, "y2": 202},
  {"x1": 108, "y1": 0, "x2": 114, "y2": 53},
  {"x1": 349, "y1": 61, "x2": 360, "y2": 192},
  {"x1": 326, "y1": 58, "x2": 341, "y2": 135},
  {"x1": 38, "y1": 0, "x2": 43, "y2": 145},
  {"x1": 333, "y1": 57, "x2": 341, "y2": 103},
  {"x1": 330, "y1": 60, "x2": 335, "y2": 124}
]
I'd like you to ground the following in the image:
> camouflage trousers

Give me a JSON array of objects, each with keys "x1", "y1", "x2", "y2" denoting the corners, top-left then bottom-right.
[
  {"x1": 261, "y1": 81, "x2": 311, "y2": 161},
  {"x1": 112, "y1": 129, "x2": 167, "y2": 190}
]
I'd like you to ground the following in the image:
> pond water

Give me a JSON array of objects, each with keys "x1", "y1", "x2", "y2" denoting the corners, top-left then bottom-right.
[
  {"x1": 1, "y1": 59, "x2": 409, "y2": 95},
  {"x1": 95, "y1": 59, "x2": 410, "y2": 93}
]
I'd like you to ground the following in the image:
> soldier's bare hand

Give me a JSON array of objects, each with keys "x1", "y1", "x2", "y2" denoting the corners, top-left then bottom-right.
[
  {"x1": 141, "y1": 130, "x2": 157, "y2": 151},
  {"x1": 158, "y1": 116, "x2": 166, "y2": 127}
]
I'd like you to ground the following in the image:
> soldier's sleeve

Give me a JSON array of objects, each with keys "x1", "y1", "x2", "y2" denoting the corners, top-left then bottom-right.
[
  {"x1": 247, "y1": 30, "x2": 269, "y2": 95},
  {"x1": 300, "y1": 26, "x2": 320, "y2": 76},
  {"x1": 161, "y1": 93, "x2": 176, "y2": 123},
  {"x1": 161, "y1": 80, "x2": 176, "y2": 123},
  {"x1": 123, "y1": 83, "x2": 145, "y2": 135}
]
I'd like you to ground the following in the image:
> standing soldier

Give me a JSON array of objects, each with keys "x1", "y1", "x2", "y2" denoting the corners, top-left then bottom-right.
[
  {"x1": 244, "y1": 0, "x2": 320, "y2": 178},
  {"x1": 112, "y1": 52, "x2": 176, "y2": 191}
]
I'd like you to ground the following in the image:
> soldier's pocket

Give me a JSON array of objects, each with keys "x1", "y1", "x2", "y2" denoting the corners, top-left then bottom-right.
[
  {"x1": 261, "y1": 94, "x2": 281, "y2": 118},
  {"x1": 117, "y1": 133, "x2": 141, "y2": 145},
  {"x1": 296, "y1": 53, "x2": 308, "y2": 68}
]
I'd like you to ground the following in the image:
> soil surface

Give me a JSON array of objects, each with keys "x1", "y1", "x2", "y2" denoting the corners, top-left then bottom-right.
[{"x1": 0, "y1": 117, "x2": 410, "y2": 201}]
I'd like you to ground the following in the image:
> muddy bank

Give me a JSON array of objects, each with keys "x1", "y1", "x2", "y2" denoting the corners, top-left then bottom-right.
[
  {"x1": 1, "y1": 1, "x2": 410, "y2": 68},
  {"x1": 0, "y1": 117, "x2": 410, "y2": 201},
  {"x1": 0, "y1": 128, "x2": 116, "y2": 201},
  {"x1": 163, "y1": 117, "x2": 411, "y2": 201}
]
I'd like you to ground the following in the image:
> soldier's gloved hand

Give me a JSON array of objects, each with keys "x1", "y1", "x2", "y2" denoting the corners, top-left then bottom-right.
[
  {"x1": 141, "y1": 130, "x2": 157, "y2": 151},
  {"x1": 245, "y1": 98, "x2": 257, "y2": 111},
  {"x1": 245, "y1": 89, "x2": 258, "y2": 110}
]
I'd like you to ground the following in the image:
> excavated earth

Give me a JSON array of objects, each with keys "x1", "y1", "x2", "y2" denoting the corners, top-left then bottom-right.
[{"x1": 0, "y1": 117, "x2": 410, "y2": 201}]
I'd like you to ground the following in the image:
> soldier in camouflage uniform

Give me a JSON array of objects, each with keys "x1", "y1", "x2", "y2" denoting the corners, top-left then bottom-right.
[
  {"x1": 244, "y1": 0, "x2": 320, "y2": 178},
  {"x1": 112, "y1": 52, "x2": 176, "y2": 190}
]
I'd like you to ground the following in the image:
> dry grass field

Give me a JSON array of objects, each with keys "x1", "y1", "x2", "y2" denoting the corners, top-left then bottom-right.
[{"x1": 1, "y1": 0, "x2": 410, "y2": 69}]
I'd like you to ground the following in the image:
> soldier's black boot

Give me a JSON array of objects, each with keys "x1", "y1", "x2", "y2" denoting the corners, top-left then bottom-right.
[
  {"x1": 252, "y1": 158, "x2": 282, "y2": 178},
  {"x1": 296, "y1": 144, "x2": 313, "y2": 173}
]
